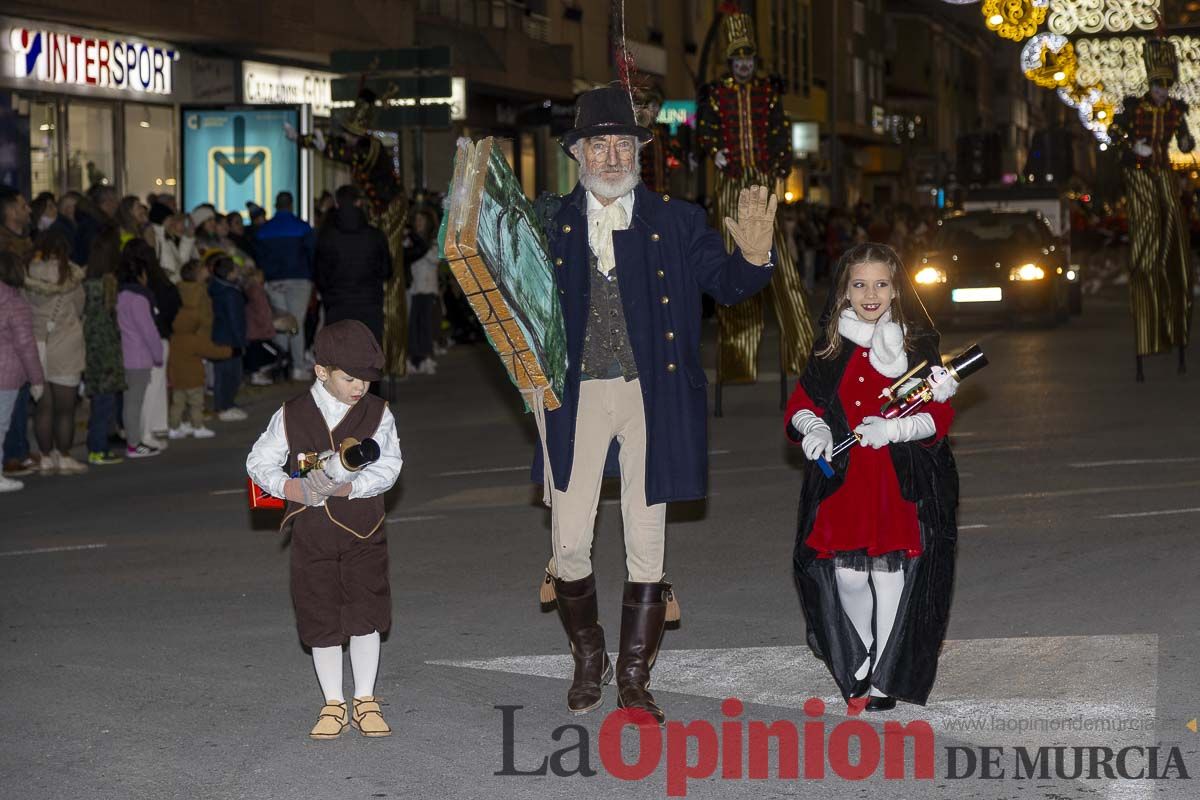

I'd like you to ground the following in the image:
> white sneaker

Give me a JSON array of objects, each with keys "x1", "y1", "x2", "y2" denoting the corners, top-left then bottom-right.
[
  {"x1": 433, "y1": 344, "x2": 449, "y2": 356},
  {"x1": 217, "y1": 408, "x2": 248, "y2": 422},
  {"x1": 35, "y1": 452, "x2": 60, "y2": 476},
  {"x1": 56, "y1": 455, "x2": 88, "y2": 475},
  {"x1": 191, "y1": 426, "x2": 216, "y2": 439},
  {"x1": 421, "y1": 358, "x2": 438, "y2": 375},
  {"x1": 144, "y1": 435, "x2": 168, "y2": 450},
  {"x1": 291, "y1": 368, "x2": 312, "y2": 382},
  {"x1": 168, "y1": 423, "x2": 194, "y2": 439},
  {"x1": 126, "y1": 443, "x2": 160, "y2": 459},
  {"x1": 0, "y1": 475, "x2": 24, "y2": 492},
  {"x1": 406, "y1": 360, "x2": 422, "y2": 375},
  {"x1": 249, "y1": 370, "x2": 274, "y2": 387}
]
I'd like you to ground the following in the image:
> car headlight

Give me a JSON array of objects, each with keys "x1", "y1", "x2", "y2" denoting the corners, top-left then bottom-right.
[
  {"x1": 1009, "y1": 263, "x2": 1045, "y2": 281},
  {"x1": 914, "y1": 266, "x2": 947, "y2": 285}
]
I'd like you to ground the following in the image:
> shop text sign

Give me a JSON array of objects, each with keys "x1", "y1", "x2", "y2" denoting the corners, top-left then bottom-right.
[
  {"x1": 243, "y1": 61, "x2": 335, "y2": 117},
  {"x1": 5, "y1": 25, "x2": 178, "y2": 95}
]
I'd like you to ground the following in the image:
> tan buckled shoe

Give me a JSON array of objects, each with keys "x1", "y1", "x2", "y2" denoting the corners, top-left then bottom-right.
[
  {"x1": 351, "y1": 696, "x2": 392, "y2": 737},
  {"x1": 309, "y1": 701, "x2": 348, "y2": 739}
]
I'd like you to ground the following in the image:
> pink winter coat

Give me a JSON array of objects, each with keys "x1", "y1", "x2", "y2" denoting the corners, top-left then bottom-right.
[
  {"x1": 117, "y1": 288, "x2": 164, "y2": 370},
  {"x1": 0, "y1": 283, "x2": 46, "y2": 390}
]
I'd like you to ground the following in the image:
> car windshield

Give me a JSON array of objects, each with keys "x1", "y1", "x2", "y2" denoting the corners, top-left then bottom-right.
[{"x1": 933, "y1": 215, "x2": 1047, "y2": 251}]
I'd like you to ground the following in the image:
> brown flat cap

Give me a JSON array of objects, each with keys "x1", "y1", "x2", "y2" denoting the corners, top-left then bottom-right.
[{"x1": 313, "y1": 320, "x2": 383, "y2": 381}]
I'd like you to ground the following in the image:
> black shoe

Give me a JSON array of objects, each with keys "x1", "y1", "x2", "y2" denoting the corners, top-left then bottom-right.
[{"x1": 865, "y1": 696, "x2": 897, "y2": 712}]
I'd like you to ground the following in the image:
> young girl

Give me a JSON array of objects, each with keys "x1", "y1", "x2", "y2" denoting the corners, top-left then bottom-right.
[
  {"x1": 116, "y1": 243, "x2": 165, "y2": 458},
  {"x1": 83, "y1": 226, "x2": 127, "y2": 465},
  {"x1": 785, "y1": 243, "x2": 959, "y2": 711}
]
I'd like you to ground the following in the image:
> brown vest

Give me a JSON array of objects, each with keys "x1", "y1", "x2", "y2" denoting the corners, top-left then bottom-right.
[{"x1": 280, "y1": 390, "x2": 387, "y2": 539}]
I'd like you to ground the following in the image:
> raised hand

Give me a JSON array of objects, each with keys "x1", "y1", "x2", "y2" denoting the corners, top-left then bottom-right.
[{"x1": 723, "y1": 185, "x2": 778, "y2": 266}]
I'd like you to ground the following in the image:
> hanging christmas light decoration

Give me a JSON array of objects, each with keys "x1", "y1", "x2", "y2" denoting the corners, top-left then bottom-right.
[
  {"x1": 1046, "y1": 0, "x2": 1160, "y2": 36},
  {"x1": 1021, "y1": 32, "x2": 1079, "y2": 87},
  {"x1": 982, "y1": 0, "x2": 1050, "y2": 41},
  {"x1": 1057, "y1": 83, "x2": 1115, "y2": 142}
]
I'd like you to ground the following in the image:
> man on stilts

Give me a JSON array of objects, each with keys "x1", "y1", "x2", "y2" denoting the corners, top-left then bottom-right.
[
  {"x1": 697, "y1": 9, "x2": 814, "y2": 386},
  {"x1": 1109, "y1": 33, "x2": 1195, "y2": 381}
]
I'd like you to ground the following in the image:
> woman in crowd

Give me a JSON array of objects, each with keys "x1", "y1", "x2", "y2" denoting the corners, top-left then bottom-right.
[
  {"x1": 0, "y1": 251, "x2": 46, "y2": 493},
  {"x1": 24, "y1": 230, "x2": 87, "y2": 475},
  {"x1": 138, "y1": 240, "x2": 181, "y2": 448},
  {"x1": 157, "y1": 212, "x2": 197, "y2": 284},
  {"x1": 116, "y1": 195, "x2": 153, "y2": 249}
]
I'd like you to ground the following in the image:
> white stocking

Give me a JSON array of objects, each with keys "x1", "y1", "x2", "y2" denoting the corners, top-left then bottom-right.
[
  {"x1": 312, "y1": 645, "x2": 344, "y2": 703},
  {"x1": 869, "y1": 568, "x2": 905, "y2": 697},
  {"x1": 350, "y1": 631, "x2": 381, "y2": 699},
  {"x1": 835, "y1": 567, "x2": 874, "y2": 680}
]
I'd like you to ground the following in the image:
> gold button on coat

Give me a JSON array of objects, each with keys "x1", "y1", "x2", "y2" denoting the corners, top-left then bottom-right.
[
  {"x1": 554, "y1": 257, "x2": 563, "y2": 266},
  {"x1": 657, "y1": 270, "x2": 665, "y2": 278},
  {"x1": 667, "y1": 363, "x2": 677, "y2": 372},
  {"x1": 661, "y1": 296, "x2": 669, "y2": 304},
  {"x1": 651, "y1": 233, "x2": 660, "y2": 241},
  {"x1": 665, "y1": 331, "x2": 675, "y2": 340},
  {"x1": 562, "y1": 224, "x2": 571, "y2": 233},
  {"x1": 663, "y1": 194, "x2": 670, "y2": 202}
]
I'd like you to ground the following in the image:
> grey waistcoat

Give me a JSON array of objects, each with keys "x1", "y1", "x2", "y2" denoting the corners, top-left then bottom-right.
[{"x1": 580, "y1": 251, "x2": 638, "y2": 381}]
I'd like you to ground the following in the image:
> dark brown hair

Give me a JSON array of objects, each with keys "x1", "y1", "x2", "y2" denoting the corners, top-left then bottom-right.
[
  {"x1": 817, "y1": 242, "x2": 912, "y2": 359},
  {"x1": 0, "y1": 250, "x2": 24, "y2": 288},
  {"x1": 31, "y1": 229, "x2": 73, "y2": 284}
]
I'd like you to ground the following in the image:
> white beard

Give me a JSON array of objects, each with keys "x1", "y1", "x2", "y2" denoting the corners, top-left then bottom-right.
[{"x1": 578, "y1": 152, "x2": 642, "y2": 201}]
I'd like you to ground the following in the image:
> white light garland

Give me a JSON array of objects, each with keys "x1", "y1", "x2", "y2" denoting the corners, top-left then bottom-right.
[{"x1": 1047, "y1": 0, "x2": 1160, "y2": 36}]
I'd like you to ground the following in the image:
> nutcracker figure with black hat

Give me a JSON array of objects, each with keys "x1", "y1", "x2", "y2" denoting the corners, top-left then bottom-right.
[
  {"x1": 697, "y1": 7, "x2": 814, "y2": 385},
  {"x1": 785, "y1": 243, "x2": 960, "y2": 710},
  {"x1": 1109, "y1": 32, "x2": 1195, "y2": 381},
  {"x1": 534, "y1": 85, "x2": 777, "y2": 724},
  {"x1": 286, "y1": 90, "x2": 410, "y2": 378},
  {"x1": 246, "y1": 319, "x2": 404, "y2": 738}
]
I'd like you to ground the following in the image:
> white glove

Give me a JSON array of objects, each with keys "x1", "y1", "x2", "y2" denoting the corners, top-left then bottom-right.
[
  {"x1": 714, "y1": 150, "x2": 728, "y2": 169},
  {"x1": 1132, "y1": 139, "x2": 1153, "y2": 158},
  {"x1": 29, "y1": 383, "x2": 44, "y2": 403},
  {"x1": 792, "y1": 410, "x2": 833, "y2": 461},
  {"x1": 928, "y1": 366, "x2": 958, "y2": 403},
  {"x1": 283, "y1": 122, "x2": 298, "y2": 141},
  {"x1": 320, "y1": 450, "x2": 356, "y2": 484},
  {"x1": 303, "y1": 468, "x2": 343, "y2": 498},
  {"x1": 855, "y1": 414, "x2": 937, "y2": 449}
]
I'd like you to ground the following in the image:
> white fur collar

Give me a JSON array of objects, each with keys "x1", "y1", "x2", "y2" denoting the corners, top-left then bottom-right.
[{"x1": 837, "y1": 308, "x2": 908, "y2": 378}]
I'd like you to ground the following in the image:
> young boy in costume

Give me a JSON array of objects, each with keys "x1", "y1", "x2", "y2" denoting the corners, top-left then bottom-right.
[{"x1": 246, "y1": 319, "x2": 403, "y2": 738}]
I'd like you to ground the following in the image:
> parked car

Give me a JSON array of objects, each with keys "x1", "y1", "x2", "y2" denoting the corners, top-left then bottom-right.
[{"x1": 912, "y1": 210, "x2": 1079, "y2": 326}]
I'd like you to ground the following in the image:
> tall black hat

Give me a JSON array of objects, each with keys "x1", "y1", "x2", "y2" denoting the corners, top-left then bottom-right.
[{"x1": 560, "y1": 86, "x2": 654, "y2": 159}]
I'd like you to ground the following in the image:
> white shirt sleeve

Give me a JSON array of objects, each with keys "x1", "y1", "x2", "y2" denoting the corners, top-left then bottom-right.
[
  {"x1": 348, "y1": 404, "x2": 403, "y2": 499},
  {"x1": 246, "y1": 406, "x2": 290, "y2": 499}
]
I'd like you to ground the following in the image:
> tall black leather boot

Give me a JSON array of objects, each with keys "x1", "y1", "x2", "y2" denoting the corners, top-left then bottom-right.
[
  {"x1": 616, "y1": 580, "x2": 669, "y2": 725},
  {"x1": 554, "y1": 574, "x2": 613, "y2": 714}
]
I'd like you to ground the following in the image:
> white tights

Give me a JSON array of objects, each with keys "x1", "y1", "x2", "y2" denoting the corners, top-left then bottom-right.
[
  {"x1": 311, "y1": 631, "x2": 382, "y2": 703},
  {"x1": 834, "y1": 567, "x2": 905, "y2": 697}
]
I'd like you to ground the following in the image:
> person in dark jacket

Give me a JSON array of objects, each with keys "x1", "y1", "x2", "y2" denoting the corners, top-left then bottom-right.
[
  {"x1": 256, "y1": 191, "x2": 316, "y2": 380},
  {"x1": 315, "y1": 185, "x2": 392, "y2": 344},
  {"x1": 73, "y1": 185, "x2": 118, "y2": 267},
  {"x1": 533, "y1": 88, "x2": 777, "y2": 724},
  {"x1": 207, "y1": 254, "x2": 248, "y2": 421}
]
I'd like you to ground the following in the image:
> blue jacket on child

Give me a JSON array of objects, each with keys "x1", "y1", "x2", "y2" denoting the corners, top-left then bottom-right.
[{"x1": 209, "y1": 276, "x2": 247, "y2": 348}]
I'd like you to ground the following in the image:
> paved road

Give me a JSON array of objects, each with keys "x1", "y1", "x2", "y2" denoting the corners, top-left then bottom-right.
[{"x1": 2, "y1": 290, "x2": 1198, "y2": 799}]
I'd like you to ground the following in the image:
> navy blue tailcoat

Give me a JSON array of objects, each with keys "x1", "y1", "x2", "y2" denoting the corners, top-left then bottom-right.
[{"x1": 531, "y1": 183, "x2": 775, "y2": 504}]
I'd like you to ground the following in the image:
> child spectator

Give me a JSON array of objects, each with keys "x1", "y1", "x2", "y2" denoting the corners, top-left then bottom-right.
[
  {"x1": 82, "y1": 226, "x2": 126, "y2": 465},
  {"x1": 168, "y1": 260, "x2": 230, "y2": 439},
  {"x1": 116, "y1": 243, "x2": 165, "y2": 458},
  {"x1": 242, "y1": 266, "x2": 279, "y2": 386},
  {"x1": 208, "y1": 254, "x2": 248, "y2": 421},
  {"x1": 0, "y1": 250, "x2": 46, "y2": 492},
  {"x1": 24, "y1": 230, "x2": 87, "y2": 475}
]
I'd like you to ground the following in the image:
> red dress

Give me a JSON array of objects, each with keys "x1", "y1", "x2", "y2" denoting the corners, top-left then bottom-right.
[{"x1": 786, "y1": 346, "x2": 954, "y2": 559}]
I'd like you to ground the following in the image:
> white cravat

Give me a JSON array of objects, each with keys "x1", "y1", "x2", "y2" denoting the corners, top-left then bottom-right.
[{"x1": 586, "y1": 191, "x2": 634, "y2": 276}]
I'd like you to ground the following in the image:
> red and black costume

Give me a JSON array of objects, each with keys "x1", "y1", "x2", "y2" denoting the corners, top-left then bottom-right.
[
  {"x1": 640, "y1": 121, "x2": 683, "y2": 194},
  {"x1": 696, "y1": 73, "x2": 791, "y2": 181}
]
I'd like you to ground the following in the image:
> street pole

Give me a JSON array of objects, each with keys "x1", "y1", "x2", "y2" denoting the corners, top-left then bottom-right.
[{"x1": 829, "y1": 0, "x2": 842, "y2": 208}]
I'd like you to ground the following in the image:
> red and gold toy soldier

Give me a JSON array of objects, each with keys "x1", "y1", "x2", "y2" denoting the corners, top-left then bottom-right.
[
  {"x1": 697, "y1": 10, "x2": 813, "y2": 384},
  {"x1": 288, "y1": 89, "x2": 410, "y2": 377},
  {"x1": 1109, "y1": 36, "x2": 1195, "y2": 381},
  {"x1": 634, "y1": 84, "x2": 684, "y2": 195}
]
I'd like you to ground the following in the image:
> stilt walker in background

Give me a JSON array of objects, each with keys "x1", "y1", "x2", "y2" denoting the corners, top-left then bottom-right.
[
  {"x1": 1109, "y1": 33, "x2": 1194, "y2": 382},
  {"x1": 697, "y1": 9, "x2": 813, "y2": 386},
  {"x1": 288, "y1": 89, "x2": 410, "y2": 377},
  {"x1": 634, "y1": 84, "x2": 683, "y2": 195}
]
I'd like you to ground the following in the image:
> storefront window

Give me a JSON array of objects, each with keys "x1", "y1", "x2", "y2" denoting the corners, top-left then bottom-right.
[
  {"x1": 67, "y1": 102, "x2": 115, "y2": 191},
  {"x1": 124, "y1": 103, "x2": 177, "y2": 202},
  {"x1": 29, "y1": 101, "x2": 60, "y2": 197}
]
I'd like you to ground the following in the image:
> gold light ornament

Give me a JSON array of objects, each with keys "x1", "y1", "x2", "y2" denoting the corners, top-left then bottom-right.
[
  {"x1": 1022, "y1": 33, "x2": 1078, "y2": 88},
  {"x1": 983, "y1": 0, "x2": 1050, "y2": 41}
]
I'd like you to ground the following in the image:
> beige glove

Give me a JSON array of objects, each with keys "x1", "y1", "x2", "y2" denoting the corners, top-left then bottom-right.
[{"x1": 723, "y1": 185, "x2": 777, "y2": 266}]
